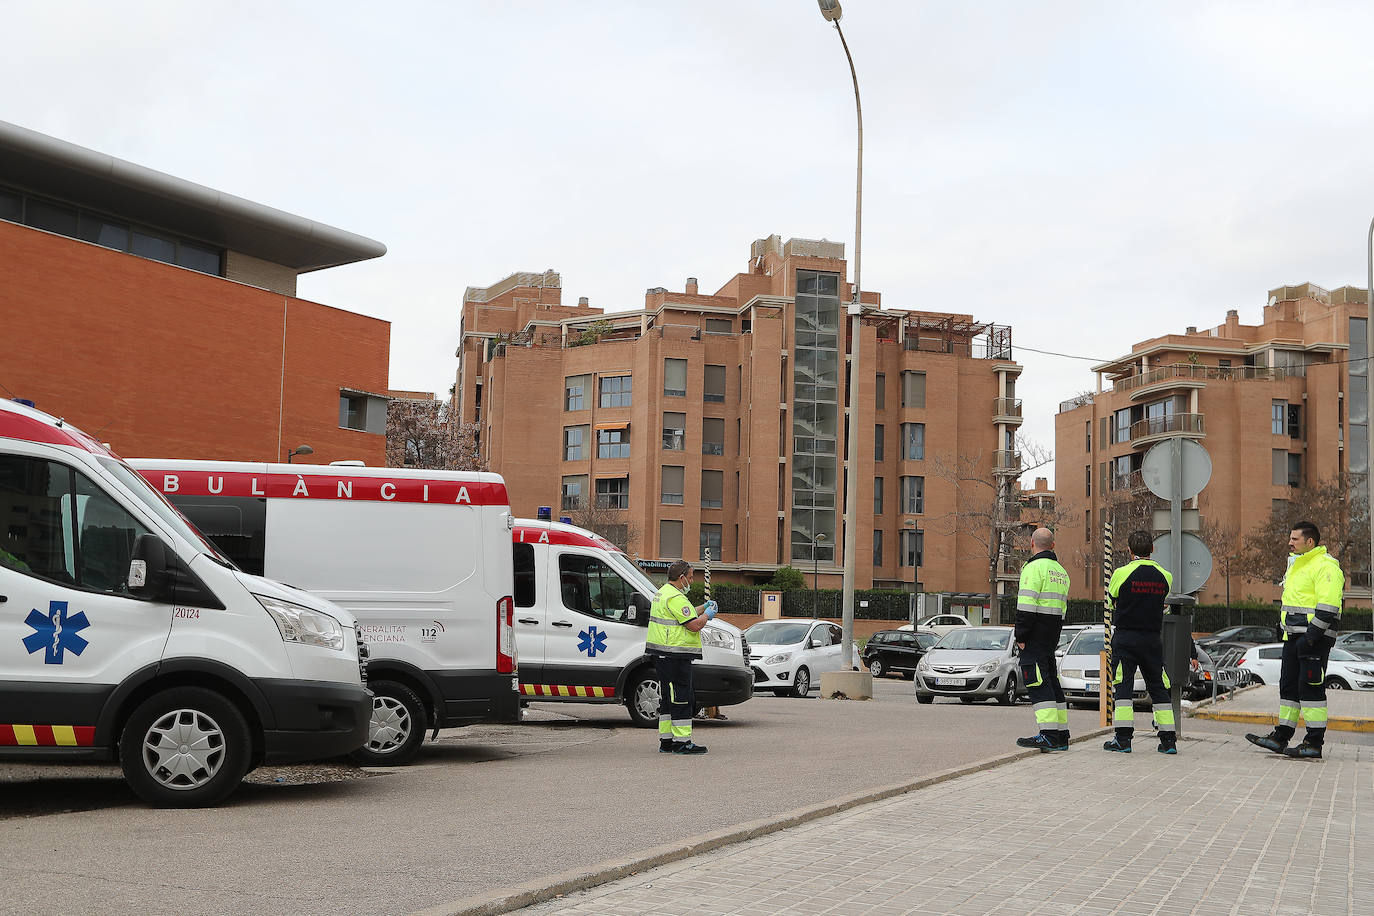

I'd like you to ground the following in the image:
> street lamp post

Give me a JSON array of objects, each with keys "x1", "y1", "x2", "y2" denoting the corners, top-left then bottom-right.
[
  {"x1": 816, "y1": 0, "x2": 863, "y2": 670},
  {"x1": 904, "y1": 518, "x2": 920, "y2": 624},
  {"x1": 812, "y1": 532, "x2": 827, "y2": 619}
]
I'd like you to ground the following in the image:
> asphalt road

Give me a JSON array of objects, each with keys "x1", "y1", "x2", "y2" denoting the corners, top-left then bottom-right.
[{"x1": 0, "y1": 680, "x2": 1110, "y2": 916}]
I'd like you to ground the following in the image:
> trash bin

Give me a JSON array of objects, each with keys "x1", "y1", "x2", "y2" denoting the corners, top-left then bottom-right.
[{"x1": 1162, "y1": 602, "x2": 1194, "y2": 736}]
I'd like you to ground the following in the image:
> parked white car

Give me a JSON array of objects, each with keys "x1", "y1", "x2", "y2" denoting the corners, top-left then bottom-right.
[
  {"x1": 1057, "y1": 626, "x2": 1146, "y2": 707},
  {"x1": 745, "y1": 619, "x2": 855, "y2": 697},
  {"x1": 898, "y1": 614, "x2": 972, "y2": 637},
  {"x1": 1237, "y1": 644, "x2": 1374, "y2": 691}
]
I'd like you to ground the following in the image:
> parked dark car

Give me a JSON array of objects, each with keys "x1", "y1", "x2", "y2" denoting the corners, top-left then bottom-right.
[
  {"x1": 863, "y1": 629, "x2": 937, "y2": 679},
  {"x1": 1196, "y1": 625, "x2": 1281, "y2": 649}
]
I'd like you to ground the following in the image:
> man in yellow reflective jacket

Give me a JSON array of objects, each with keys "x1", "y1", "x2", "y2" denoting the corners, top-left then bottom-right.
[
  {"x1": 1014, "y1": 528, "x2": 1072, "y2": 752},
  {"x1": 1246, "y1": 521, "x2": 1345, "y2": 760},
  {"x1": 646, "y1": 559, "x2": 717, "y2": 755}
]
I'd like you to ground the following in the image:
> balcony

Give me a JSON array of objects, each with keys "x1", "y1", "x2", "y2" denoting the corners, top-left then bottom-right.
[
  {"x1": 1111, "y1": 469, "x2": 1147, "y2": 493},
  {"x1": 1112, "y1": 363, "x2": 1303, "y2": 399},
  {"x1": 1129, "y1": 413, "x2": 1205, "y2": 448},
  {"x1": 993, "y1": 449, "x2": 1021, "y2": 474},
  {"x1": 993, "y1": 397, "x2": 1023, "y2": 425}
]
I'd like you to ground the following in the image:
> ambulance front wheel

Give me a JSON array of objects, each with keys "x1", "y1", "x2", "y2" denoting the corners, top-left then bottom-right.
[
  {"x1": 350, "y1": 680, "x2": 428, "y2": 766},
  {"x1": 119, "y1": 686, "x2": 252, "y2": 808},
  {"x1": 626, "y1": 669, "x2": 661, "y2": 728}
]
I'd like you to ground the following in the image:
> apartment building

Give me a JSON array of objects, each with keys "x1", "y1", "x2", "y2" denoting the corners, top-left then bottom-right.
[
  {"x1": 456, "y1": 235, "x2": 1023, "y2": 601},
  {"x1": 1055, "y1": 282, "x2": 1369, "y2": 604},
  {"x1": 0, "y1": 120, "x2": 391, "y2": 463}
]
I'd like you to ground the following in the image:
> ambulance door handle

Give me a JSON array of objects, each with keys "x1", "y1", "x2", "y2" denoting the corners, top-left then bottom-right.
[
  {"x1": 518, "y1": 617, "x2": 539, "y2": 625},
  {"x1": 552, "y1": 620, "x2": 574, "y2": 628},
  {"x1": 0, "y1": 595, "x2": 6, "y2": 603}
]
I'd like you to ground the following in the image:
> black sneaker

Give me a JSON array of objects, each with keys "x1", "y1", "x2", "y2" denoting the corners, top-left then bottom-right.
[
  {"x1": 1102, "y1": 737, "x2": 1132, "y2": 753},
  {"x1": 1245, "y1": 732, "x2": 1288, "y2": 754},
  {"x1": 673, "y1": 741, "x2": 708, "y2": 755},
  {"x1": 1016, "y1": 734, "x2": 1045, "y2": 748},
  {"x1": 659, "y1": 739, "x2": 676, "y2": 754},
  {"x1": 1282, "y1": 741, "x2": 1322, "y2": 759}
]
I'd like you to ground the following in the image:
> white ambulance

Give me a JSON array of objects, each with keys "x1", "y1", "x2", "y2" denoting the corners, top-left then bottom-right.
[
  {"x1": 130, "y1": 459, "x2": 520, "y2": 766},
  {"x1": 0, "y1": 400, "x2": 370, "y2": 807},
  {"x1": 511, "y1": 517, "x2": 752, "y2": 726}
]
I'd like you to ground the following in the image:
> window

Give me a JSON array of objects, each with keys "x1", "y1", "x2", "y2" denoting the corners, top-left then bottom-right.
[
  {"x1": 875, "y1": 424, "x2": 885, "y2": 462},
  {"x1": 661, "y1": 466, "x2": 685, "y2": 505},
  {"x1": 700, "y1": 524, "x2": 723, "y2": 559},
  {"x1": 1099, "y1": 416, "x2": 1108, "y2": 446},
  {"x1": 596, "y1": 477, "x2": 629, "y2": 509},
  {"x1": 902, "y1": 423, "x2": 925, "y2": 460},
  {"x1": 1085, "y1": 421, "x2": 1092, "y2": 451},
  {"x1": 1288, "y1": 405, "x2": 1302, "y2": 439},
  {"x1": 171, "y1": 496, "x2": 267, "y2": 576},
  {"x1": 1272, "y1": 400, "x2": 1286, "y2": 435},
  {"x1": 597, "y1": 427, "x2": 630, "y2": 459},
  {"x1": 599, "y1": 375, "x2": 632, "y2": 408},
  {"x1": 663, "y1": 359, "x2": 687, "y2": 397},
  {"x1": 1085, "y1": 465, "x2": 1091, "y2": 498},
  {"x1": 662, "y1": 412, "x2": 685, "y2": 450},
  {"x1": 874, "y1": 477, "x2": 884, "y2": 515},
  {"x1": 563, "y1": 426, "x2": 587, "y2": 461},
  {"x1": 660, "y1": 520, "x2": 683, "y2": 558},
  {"x1": 1272, "y1": 450, "x2": 1288, "y2": 487},
  {"x1": 873, "y1": 529, "x2": 883, "y2": 566},
  {"x1": 704, "y1": 365, "x2": 726, "y2": 402},
  {"x1": 705, "y1": 318, "x2": 732, "y2": 335},
  {"x1": 701, "y1": 470, "x2": 724, "y2": 509},
  {"x1": 900, "y1": 528, "x2": 924, "y2": 569},
  {"x1": 901, "y1": 371, "x2": 926, "y2": 408},
  {"x1": 513, "y1": 543, "x2": 536, "y2": 607},
  {"x1": 1113, "y1": 408, "x2": 1131, "y2": 444},
  {"x1": 901, "y1": 476, "x2": 924, "y2": 514},
  {"x1": 340, "y1": 394, "x2": 365, "y2": 430},
  {"x1": 0, "y1": 455, "x2": 152, "y2": 595},
  {"x1": 1288, "y1": 453, "x2": 1302, "y2": 488},
  {"x1": 702, "y1": 418, "x2": 725, "y2": 456},
  {"x1": 565, "y1": 375, "x2": 589, "y2": 411},
  {"x1": 875, "y1": 373, "x2": 885, "y2": 410},
  {"x1": 561, "y1": 475, "x2": 587, "y2": 510},
  {"x1": 558, "y1": 553, "x2": 636, "y2": 621}
]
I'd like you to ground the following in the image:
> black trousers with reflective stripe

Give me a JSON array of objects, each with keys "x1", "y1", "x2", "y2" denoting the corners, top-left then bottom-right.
[
  {"x1": 652, "y1": 652, "x2": 694, "y2": 736},
  {"x1": 1277, "y1": 633, "x2": 1333, "y2": 739},
  {"x1": 1111, "y1": 629, "x2": 1172, "y2": 734},
  {"x1": 1020, "y1": 650, "x2": 1064, "y2": 708}
]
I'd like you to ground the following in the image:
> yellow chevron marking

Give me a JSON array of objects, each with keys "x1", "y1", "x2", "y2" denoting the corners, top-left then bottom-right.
[
  {"x1": 52, "y1": 726, "x2": 77, "y2": 746},
  {"x1": 13, "y1": 724, "x2": 36, "y2": 746}
]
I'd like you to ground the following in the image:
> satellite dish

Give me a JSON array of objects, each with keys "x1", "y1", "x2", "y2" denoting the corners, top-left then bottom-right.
[{"x1": 1267, "y1": 295, "x2": 1278, "y2": 307}]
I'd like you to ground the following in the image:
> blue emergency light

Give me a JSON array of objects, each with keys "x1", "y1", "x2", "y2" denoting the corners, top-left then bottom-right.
[{"x1": 537, "y1": 506, "x2": 552, "y2": 521}]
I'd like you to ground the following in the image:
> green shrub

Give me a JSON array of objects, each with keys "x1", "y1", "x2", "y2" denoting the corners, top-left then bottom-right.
[{"x1": 767, "y1": 566, "x2": 806, "y2": 590}]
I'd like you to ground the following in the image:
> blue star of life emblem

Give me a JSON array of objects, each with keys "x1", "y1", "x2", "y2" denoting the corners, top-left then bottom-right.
[
  {"x1": 22, "y1": 600, "x2": 90, "y2": 665},
  {"x1": 577, "y1": 625, "x2": 608, "y2": 658}
]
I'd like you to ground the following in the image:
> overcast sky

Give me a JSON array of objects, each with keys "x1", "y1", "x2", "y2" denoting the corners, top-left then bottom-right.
[{"x1": 8, "y1": 1, "x2": 1374, "y2": 486}]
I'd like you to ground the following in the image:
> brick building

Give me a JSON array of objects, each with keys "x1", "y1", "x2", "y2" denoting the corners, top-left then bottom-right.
[
  {"x1": 1054, "y1": 282, "x2": 1370, "y2": 606},
  {"x1": 0, "y1": 120, "x2": 391, "y2": 464},
  {"x1": 457, "y1": 235, "x2": 1024, "y2": 604}
]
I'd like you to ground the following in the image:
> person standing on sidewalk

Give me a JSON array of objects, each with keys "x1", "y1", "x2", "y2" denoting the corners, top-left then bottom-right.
[
  {"x1": 1246, "y1": 521, "x2": 1345, "y2": 759},
  {"x1": 646, "y1": 559, "x2": 718, "y2": 755},
  {"x1": 1015, "y1": 528, "x2": 1072, "y2": 752},
  {"x1": 1102, "y1": 531, "x2": 1177, "y2": 755}
]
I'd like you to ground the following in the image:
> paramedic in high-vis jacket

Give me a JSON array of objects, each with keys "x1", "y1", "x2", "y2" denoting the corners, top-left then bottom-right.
[
  {"x1": 1247, "y1": 521, "x2": 1345, "y2": 760},
  {"x1": 645, "y1": 559, "x2": 717, "y2": 755},
  {"x1": 1014, "y1": 528, "x2": 1072, "y2": 752}
]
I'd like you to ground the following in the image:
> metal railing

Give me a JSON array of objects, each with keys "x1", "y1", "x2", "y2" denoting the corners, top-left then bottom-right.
[
  {"x1": 1112, "y1": 362, "x2": 1303, "y2": 395},
  {"x1": 993, "y1": 397, "x2": 1023, "y2": 418},
  {"x1": 1059, "y1": 393, "x2": 1094, "y2": 413},
  {"x1": 1129, "y1": 413, "x2": 1204, "y2": 443},
  {"x1": 993, "y1": 449, "x2": 1021, "y2": 472}
]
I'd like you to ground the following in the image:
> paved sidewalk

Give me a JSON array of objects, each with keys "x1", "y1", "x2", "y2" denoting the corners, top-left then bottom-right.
[
  {"x1": 1196, "y1": 684, "x2": 1374, "y2": 732},
  {"x1": 512, "y1": 729, "x2": 1372, "y2": 916}
]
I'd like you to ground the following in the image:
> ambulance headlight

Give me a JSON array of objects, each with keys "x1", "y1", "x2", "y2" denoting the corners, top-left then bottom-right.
[
  {"x1": 700, "y1": 627, "x2": 737, "y2": 651},
  {"x1": 256, "y1": 595, "x2": 346, "y2": 651}
]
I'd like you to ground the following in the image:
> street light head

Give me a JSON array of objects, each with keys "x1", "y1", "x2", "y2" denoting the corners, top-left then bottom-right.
[
  {"x1": 817, "y1": 0, "x2": 842, "y2": 22},
  {"x1": 815, "y1": 533, "x2": 827, "y2": 542},
  {"x1": 287, "y1": 444, "x2": 314, "y2": 463}
]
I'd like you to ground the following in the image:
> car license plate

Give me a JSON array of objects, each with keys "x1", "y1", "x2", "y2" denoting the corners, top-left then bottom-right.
[
  {"x1": 935, "y1": 677, "x2": 964, "y2": 686},
  {"x1": 1085, "y1": 681, "x2": 1099, "y2": 691}
]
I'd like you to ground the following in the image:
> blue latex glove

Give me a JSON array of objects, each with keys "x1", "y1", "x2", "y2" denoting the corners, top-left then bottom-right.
[{"x1": 703, "y1": 600, "x2": 718, "y2": 620}]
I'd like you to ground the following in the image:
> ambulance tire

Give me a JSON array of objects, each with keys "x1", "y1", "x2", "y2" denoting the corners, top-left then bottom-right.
[
  {"x1": 119, "y1": 686, "x2": 252, "y2": 808},
  {"x1": 626, "y1": 668, "x2": 661, "y2": 728},
  {"x1": 351, "y1": 680, "x2": 428, "y2": 766}
]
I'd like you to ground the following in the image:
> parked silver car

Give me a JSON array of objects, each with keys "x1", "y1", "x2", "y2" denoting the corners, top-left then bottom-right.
[{"x1": 914, "y1": 626, "x2": 1024, "y2": 705}]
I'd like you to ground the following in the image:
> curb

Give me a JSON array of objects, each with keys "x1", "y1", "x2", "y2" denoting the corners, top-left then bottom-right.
[
  {"x1": 1192, "y1": 708, "x2": 1374, "y2": 733},
  {"x1": 1185, "y1": 682, "x2": 1263, "y2": 713},
  {"x1": 411, "y1": 726, "x2": 1114, "y2": 916}
]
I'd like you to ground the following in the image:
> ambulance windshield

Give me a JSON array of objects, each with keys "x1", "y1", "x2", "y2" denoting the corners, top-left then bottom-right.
[{"x1": 98, "y1": 457, "x2": 233, "y2": 566}]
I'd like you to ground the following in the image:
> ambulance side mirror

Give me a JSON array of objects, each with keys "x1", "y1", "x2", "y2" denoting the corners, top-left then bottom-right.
[
  {"x1": 628, "y1": 593, "x2": 650, "y2": 626},
  {"x1": 128, "y1": 534, "x2": 170, "y2": 600}
]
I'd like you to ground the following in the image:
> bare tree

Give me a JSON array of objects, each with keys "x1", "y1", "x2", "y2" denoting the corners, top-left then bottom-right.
[
  {"x1": 1197, "y1": 516, "x2": 1243, "y2": 610},
  {"x1": 1237, "y1": 473, "x2": 1369, "y2": 585},
  {"x1": 385, "y1": 398, "x2": 485, "y2": 471},
  {"x1": 931, "y1": 438, "x2": 1053, "y2": 623},
  {"x1": 566, "y1": 499, "x2": 641, "y2": 556}
]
